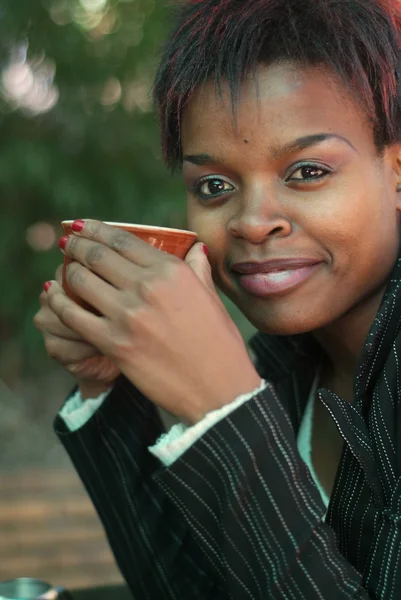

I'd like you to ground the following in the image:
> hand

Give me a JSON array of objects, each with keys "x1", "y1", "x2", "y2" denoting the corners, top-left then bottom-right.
[
  {"x1": 46, "y1": 220, "x2": 261, "y2": 423},
  {"x1": 33, "y1": 264, "x2": 121, "y2": 398}
]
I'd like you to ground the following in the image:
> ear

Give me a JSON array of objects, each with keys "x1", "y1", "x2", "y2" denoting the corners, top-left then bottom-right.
[{"x1": 391, "y1": 144, "x2": 401, "y2": 211}]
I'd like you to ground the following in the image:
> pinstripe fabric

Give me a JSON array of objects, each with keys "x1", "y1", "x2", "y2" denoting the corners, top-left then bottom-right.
[{"x1": 55, "y1": 257, "x2": 401, "y2": 599}]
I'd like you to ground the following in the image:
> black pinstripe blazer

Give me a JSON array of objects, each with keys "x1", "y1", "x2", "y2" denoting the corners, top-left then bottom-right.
[{"x1": 55, "y1": 257, "x2": 401, "y2": 599}]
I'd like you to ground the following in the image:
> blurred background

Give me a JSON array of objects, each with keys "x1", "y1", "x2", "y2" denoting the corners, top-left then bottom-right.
[{"x1": 0, "y1": 0, "x2": 255, "y2": 592}]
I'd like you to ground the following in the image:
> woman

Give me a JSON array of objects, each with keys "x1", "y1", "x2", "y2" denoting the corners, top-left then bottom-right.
[{"x1": 34, "y1": 0, "x2": 401, "y2": 597}]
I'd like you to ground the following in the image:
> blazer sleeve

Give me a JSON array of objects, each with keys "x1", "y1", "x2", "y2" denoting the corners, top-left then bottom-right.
[
  {"x1": 154, "y1": 381, "x2": 374, "y2": 600},
  {"x1": 54, "y1": 375, "x2": 221, "y2": 600}
]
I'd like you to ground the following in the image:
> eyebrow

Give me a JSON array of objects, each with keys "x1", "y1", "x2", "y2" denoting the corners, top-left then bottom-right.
[{"x1": 183, "y1": 133, "x2": 358, "y2": 166}]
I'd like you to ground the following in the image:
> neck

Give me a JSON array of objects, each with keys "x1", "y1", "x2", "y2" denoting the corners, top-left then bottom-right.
[{"x1": 312, "y1": 286, "x2": 387, "y2": 384}]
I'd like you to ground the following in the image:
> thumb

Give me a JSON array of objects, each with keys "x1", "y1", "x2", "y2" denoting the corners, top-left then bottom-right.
[{"x1": 185, "y1": 242, "x2": 215, "y2": 293}]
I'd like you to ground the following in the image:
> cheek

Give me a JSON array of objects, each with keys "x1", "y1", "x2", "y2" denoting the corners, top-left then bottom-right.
[
  {"x1": 313, "y1": 184, "x2": 400, "y2": 290},
  {"x1": 187, "y1": 207, "x2": 227, "y2": 254},
  {"x1": 305, "y1": 179, "x2": 390, "y2": 253}
]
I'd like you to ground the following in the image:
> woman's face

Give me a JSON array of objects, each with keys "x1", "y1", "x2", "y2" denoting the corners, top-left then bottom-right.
[{"x1": 181, "y1": 62, "x2": 401, "y2": 335}]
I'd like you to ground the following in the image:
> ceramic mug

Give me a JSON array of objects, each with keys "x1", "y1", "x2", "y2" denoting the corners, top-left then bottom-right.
[{"x1": 61, "y1": 220, "x2": 198, "y2": 311}]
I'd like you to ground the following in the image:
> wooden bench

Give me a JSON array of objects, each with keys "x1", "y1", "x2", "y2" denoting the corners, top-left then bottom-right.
[{"x1": 0, "y1": 468, "x2": 123, "y2": 590}]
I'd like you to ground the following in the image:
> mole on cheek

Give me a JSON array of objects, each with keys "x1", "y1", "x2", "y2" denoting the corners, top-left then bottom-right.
[{"x1": 244, "y1": 139, "x2": 249, "y2": 144}]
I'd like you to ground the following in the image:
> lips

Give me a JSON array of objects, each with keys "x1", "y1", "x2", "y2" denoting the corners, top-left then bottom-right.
[
  {"x1": 231, "y1": 258, "x2": 322, "y2": 274},
  {"x1": 230, "y1": 258, "x2": 323, "y2": 297}
]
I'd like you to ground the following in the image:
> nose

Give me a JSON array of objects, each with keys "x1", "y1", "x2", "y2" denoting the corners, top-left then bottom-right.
[{"x1": 227, "y1": 191, "x2": 292, "y2": 244}]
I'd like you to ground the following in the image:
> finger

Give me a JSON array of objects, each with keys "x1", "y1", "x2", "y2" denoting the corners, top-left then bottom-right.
[
  {"x1": 34, "y1": 301, "x2": 86, "y2": 342},
  {"x1": 44, "y1": 334, "x2": 102, "y2": 365},
  {"x1": 60, "y1": 234, "x2": 143, "y2": 290},
  {"x1": 63, "y1": 261, "x2": 124, "y2": 317},
  {"x1": 46, "y1": 278, "x2": 110, "y2": 354},
  {"x1": 185, "y1": 242, "x2": 215, "y2": 294},
  {"x1": 68, "y1": 219, "x2": 162, "y2": 267},
  {"x1": 55, "y1": 264, "x2": 64, "y2": 285}
]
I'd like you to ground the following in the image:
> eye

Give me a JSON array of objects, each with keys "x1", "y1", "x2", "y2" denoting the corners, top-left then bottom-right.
[
  {"x1": 193, "y1": 176, "x2": 235, "y2": 201},
  {"x1": 286, "y1": 163, "x2": 331, "y2": 183}
]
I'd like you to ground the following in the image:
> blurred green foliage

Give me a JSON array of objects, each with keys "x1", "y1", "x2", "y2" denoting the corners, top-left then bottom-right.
[{"x1": 0, "y1": 0, "x2": 255, "y2": 377}]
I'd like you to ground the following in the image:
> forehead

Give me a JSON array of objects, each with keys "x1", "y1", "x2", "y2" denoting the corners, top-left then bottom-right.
[{"x1": 181, "y1": 62, "x2": 373, "y2": 152}]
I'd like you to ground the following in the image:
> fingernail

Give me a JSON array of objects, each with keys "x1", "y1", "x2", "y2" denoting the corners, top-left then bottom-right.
[
  {"x1": 44, "y1": 281, "x2": 52, "y2": 292},
  {"x1": 72, "y1": 219, "x2": 85, "y2": 233},
  {"x1": 58, "y1": 236, "x2": 69, "y2": 251},
  {"x1": 202, "y1": 244, "x2": 209, "y2": 256}
]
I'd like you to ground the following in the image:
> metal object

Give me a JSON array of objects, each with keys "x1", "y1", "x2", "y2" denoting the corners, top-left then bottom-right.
[{"x1": 0, "y1": 578, "x2": 72, "y2": 600}]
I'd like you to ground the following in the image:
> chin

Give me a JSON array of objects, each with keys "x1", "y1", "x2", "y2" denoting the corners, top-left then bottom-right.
[
  {"x1": 237, "y1": 302, "x2": 331, "y2": 337},
  {"x1": 250, "y1": 318, "x2": 315, "y2": 337},
  {"x1": 221, "y1": 282, "x2": 346, "y2": 337}
]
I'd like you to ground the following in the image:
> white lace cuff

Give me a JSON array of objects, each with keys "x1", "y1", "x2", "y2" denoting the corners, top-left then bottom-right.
[
  {"x1": 59, "y1": 388, "x2": 112, "y2": 432},
  {"x1": 149, "y1": 379, "x2": 267, "y2": 467}
]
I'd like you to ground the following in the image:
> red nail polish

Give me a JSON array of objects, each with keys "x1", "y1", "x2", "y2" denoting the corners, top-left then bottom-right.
[
  {"x1": 44, "y1": 281, "x2": 52, "y2": 292},
  {"x1": 202, "y1": 244, "x2": 209, "y2": 256},
  {"x1": 72, "y1": 219, "x2": 85, "y2": 233},
  {"x1": 58, "y1": 236, "x2": 69, "y2": 250}
]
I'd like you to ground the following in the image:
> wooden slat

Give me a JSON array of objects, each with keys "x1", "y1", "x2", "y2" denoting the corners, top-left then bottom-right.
[
  {"x1": 0, "y1": 549, "x2": 115, "y2": 571},
  {"x1": 0, "y1": 526, "x2": 105, "y2": 548},
  {"x1": 0, "y1": 469, "x2": 84, "y2": 490},
  {"x1": 0, "y1": 499, "x2": 98, "y2": 520}
]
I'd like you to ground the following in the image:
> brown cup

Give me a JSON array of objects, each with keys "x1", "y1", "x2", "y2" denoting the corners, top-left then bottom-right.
[{"x1": 61, "y1": 220, "x2": 198, "y2": 310}]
